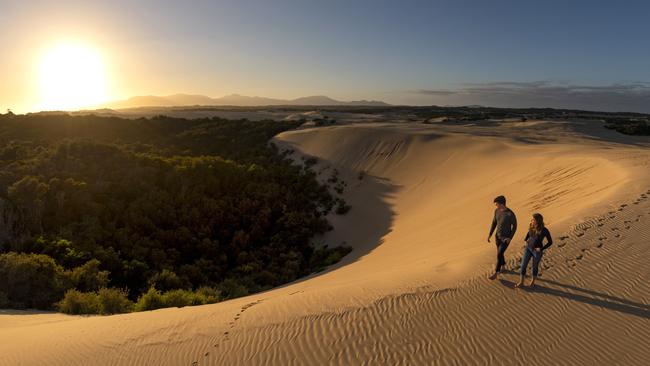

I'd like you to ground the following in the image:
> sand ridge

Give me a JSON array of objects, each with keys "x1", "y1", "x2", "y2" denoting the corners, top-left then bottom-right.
[{"x1": 1, "y1": 119, "x2": 649, "y2": 365}]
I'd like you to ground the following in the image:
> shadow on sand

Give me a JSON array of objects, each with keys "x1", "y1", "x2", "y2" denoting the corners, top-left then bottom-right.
[{"x1": 499, "y1": 278, "x2": 650, "y2": 320}]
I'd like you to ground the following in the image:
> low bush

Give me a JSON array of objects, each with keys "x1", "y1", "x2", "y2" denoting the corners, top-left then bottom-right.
[
  {"x1": 147, "y1": 270, "x2": 188, "y2": 292},
  {"x1": 0, "y1": 253, "x2": 70, "y2": 309},
  {"x1": 217, "y1": 278, "x2": 250, "y2": 299},
  {"x1": 161, "y1": 287, "x2": 221, "y2": 308},
  {"x1": 57, "y1": 289, "x2": 100, "y2": 314},
  {"x1": 97, "y1": 288, "x2": 133, "y2": 314},
  {"x1": 194, "y1": 286, "x2": 221, "y2": 303},
  {"x1": 56, "y1": 286, "x2": 218, "y2": 314},
  {"x1": 134, "y1": 287, "x2": 166, "y2": 312},
  {"x1": 135, "y1": 287, "x2": 222, "y2": 311},
  {"x1": 310, "y1": 245, "x2": 353, "y2": 272},
  {"x1": 69, "y1": 259, "x2": 110, "y2": 292}
]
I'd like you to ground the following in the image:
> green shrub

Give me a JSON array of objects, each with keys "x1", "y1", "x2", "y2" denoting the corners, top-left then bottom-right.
[
  {"x1": 310, "y1": 245, "x2": 353, "y2": 272},
  {"x1": 134, "y1": 287, "x2": 166, "y2": 311},
  {"x1": 57, "y1": 289, "x2": 100, "y2": 314},
  {"x1": 162, "y1": 287, "x2": 222, "y2": 308},
  {"x1": 134, "y1": 287, "x2": 221, "y2": 311},
  {"x1": 161, "y1": 289, "x2": 196, "y2": 308},
  {"x1": 218, "y1": 278, "x2": 249, "y2": 299},
  {"x1": 97, "y1": 288, "x2": 133, "y2": 314},
  {"x1": 147, "y1": 270, "x2": 187, "y2": 292},
  {"x1": 36, "y1": 237, "x2": 87, "y2": 268},
  {"x1": 194, "y1": 287, "x2": 221, "y2": 304},
  {"x1": 68, "y1": 259, "x2": 110, "y2": 292},
  {"x1": 0, "y1": 252, "x2": 70, "y2": 309}
]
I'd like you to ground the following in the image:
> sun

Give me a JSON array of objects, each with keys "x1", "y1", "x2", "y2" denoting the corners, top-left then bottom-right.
[{"x1": 38, "y1": 43, "x2": 108, "y2": 111}]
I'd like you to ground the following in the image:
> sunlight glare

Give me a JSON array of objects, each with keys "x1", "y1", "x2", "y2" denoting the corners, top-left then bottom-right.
[{"x1": 38, "y1": 43, "x2": 108, "y2": 111}]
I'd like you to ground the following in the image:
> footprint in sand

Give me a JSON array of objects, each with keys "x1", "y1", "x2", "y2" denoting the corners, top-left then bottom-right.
[
  {"x1": 576, "y1": 254, "x2": 583, "y2": 260},
  {"x1": 597, "y1": 242, "x2": 604, "y2": 248},
  {"x1": 614, "y1": 234, "x2": 621, "y2": 238},
  {"x1": 576, "y1": 232, "x2": 585, "y2": 237}
]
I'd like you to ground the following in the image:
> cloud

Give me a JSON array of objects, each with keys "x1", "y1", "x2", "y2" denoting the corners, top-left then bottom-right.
[
  {"x1": 413, "y1": 81, "x2": 650, "y2": 113},
  {"x1": 415, "y1": 89, "x2": 458, "y2": 96}
]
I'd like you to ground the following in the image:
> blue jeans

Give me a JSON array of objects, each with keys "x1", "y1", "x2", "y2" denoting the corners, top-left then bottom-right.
[{"x1": 520, "y1": 247, "x2": 543, "y2": 277}]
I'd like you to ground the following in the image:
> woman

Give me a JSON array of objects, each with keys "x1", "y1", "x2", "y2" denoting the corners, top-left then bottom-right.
[{"x1": 515, "y1": 213, "x2": 553, "y2": 288}]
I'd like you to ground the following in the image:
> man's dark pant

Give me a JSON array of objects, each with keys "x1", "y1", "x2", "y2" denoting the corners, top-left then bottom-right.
[{"x1": 495, "y1": 236, "x2": 510, "y2": 273}]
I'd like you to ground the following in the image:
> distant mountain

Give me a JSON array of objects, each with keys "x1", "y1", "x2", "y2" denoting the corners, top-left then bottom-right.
[
  {"x1": 290, "y1": 95, "x2": 341, "y2": 105},
  {"x1": 165, "y1": 94, "x2": 217, "y2": 106},
  {"x1": 215, "y1": 94, "x2": 286, "y2": 106},
  {"x1": 106, "y1": 94, "x2": 390, "y2": 109}
]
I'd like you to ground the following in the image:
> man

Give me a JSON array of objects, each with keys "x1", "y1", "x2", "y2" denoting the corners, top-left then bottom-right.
[{"x1": 487, "y1": 195, "x2": 517, "y2": 280}]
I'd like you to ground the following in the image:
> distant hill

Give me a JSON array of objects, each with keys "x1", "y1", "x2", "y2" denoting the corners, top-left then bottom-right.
[{"x1": 106, "y1": 94, "x2": 390, "y2": 109}]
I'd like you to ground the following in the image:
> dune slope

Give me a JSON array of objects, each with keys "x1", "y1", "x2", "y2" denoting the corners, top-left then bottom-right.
[{"x1": 1, "y1": 120, "x2": 649, "y2": 366}]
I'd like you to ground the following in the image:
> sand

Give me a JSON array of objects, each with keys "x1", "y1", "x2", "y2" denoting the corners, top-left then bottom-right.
[{"x1": 1, "y1": 119, "x2": 649, "y2": 365}]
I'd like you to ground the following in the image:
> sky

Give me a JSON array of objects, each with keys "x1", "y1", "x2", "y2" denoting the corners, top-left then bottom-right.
[{"x1": 1, "y1": 0, "x2": 650, "y2": 113}]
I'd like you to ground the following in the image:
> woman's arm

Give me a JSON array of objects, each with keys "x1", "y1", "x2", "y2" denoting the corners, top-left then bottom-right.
[{"x1": 542, "y1": 228, "x2": 553, "y2": 250}]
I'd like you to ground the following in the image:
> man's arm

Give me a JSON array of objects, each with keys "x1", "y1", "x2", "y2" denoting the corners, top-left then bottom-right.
[
  {"x1": 510, "y1": 211, "x2": 517, "y2": 238},
  {"x1": 488, "y1": 212, "x2": 497, "y2": 240}
]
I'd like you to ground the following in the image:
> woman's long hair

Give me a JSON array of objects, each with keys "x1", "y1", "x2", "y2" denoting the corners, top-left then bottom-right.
[{"x1": 530, "y1": 213, "x2": 545, "y2": 235}]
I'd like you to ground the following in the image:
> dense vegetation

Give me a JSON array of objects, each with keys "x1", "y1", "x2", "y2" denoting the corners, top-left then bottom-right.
[
  {"x1": 604, "y1": 118, "x2": 650, "y2": 135},
  {"x1": 0, "y1": 113, "x2": 351, "y2": 313}
]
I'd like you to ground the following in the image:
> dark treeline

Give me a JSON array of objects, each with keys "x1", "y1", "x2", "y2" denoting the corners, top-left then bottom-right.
[
  {"x1": 604, "y1": 118, "x2": 650, "y2": 135},
  {"x1": 0, "y1": 113, "x2": 350, "y2": 313}
]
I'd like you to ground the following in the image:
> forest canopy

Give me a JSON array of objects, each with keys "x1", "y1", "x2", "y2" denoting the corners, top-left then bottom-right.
[{"x1": 0, "y1": 113, "x2": 350, "y2": 312}]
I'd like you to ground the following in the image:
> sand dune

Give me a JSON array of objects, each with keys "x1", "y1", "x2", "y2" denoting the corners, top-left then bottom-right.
[{"x1": 1, "y1": 119, "x2": 649, "y2": 366}]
